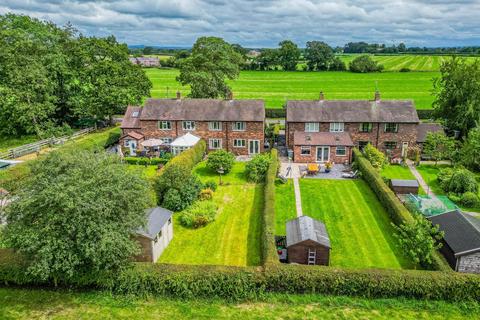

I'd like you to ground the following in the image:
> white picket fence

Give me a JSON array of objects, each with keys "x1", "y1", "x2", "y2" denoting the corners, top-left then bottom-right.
[{"x1": 0, "y1": 127, "x2": 95, "y2": 160}]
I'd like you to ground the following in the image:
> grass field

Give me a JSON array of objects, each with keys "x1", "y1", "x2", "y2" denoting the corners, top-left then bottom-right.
[
  {"x1": 159, "y1": 162, "x2": 263, "y2": 266},
  {"x1": 145, "y1": 68, "x2": 438, "y2": 109},
  {"x1": 2, "y1": 288, "x2": 478, "y2": 319},
  {"x1": 299, "y1": 179, "x2": 412, "y2": 269},
  {"x1": 274, "y1": 179, "x2": 296, "y2": 235}
]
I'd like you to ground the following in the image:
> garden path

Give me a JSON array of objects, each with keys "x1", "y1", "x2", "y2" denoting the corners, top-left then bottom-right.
[
  {"x1": 407, "y1": 161, "x2": 436, "y2": 197},
  {"x1": 293, "y1": 178, "x2": 303, "y2": 217}
]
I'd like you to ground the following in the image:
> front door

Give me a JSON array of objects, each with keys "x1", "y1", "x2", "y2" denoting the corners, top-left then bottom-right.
[
  {"x1": 248, "y1": 140, "x2": 260, "y2": 155},
  {"x1": 125, "y1": 140, "x2": 137, "y2": 156},
  {"x1": 316, "y1": 146, "x2": 330, "y2": 162},
  {"x1": 401, "y1": 142, "x2": 409, "y2": 158}
]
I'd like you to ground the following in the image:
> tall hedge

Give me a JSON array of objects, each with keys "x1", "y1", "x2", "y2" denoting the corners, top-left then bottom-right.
[
  {"x1": 352, "y1": 148, "x2": 451, "y2": 271},
  {"x1": 262, "y1": 149, "x2": 280, "y2": 266},
  {"x1": 159, "y1": 140, "x2": 206, "y2": 175}
]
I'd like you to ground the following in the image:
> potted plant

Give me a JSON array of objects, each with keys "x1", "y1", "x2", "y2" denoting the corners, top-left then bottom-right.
[{"x1": 325, "y1": 161, "x2": 332, "y2": 173}]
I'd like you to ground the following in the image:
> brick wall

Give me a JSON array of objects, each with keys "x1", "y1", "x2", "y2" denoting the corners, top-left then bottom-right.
[
  {"x1": 137, "y1": 120, "x2": 264, "y2": 156},
  {"x1": 293, "y1": 145, "x2": 352, "y2": 164},
  {"x1": 287, "y1": 121, "x2": 418, "y2": 158}
]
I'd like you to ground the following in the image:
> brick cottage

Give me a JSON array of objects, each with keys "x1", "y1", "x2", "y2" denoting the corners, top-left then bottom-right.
[
  {"x1": 286, "y1": 92, "x2": 420, "y2": 163},
  {"x1": 120, "y1": 93, "x2": 265, "y2": 156}
]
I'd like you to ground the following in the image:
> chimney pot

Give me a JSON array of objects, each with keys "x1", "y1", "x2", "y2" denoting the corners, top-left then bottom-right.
[
  {"x1": 374, "y1": 91, "x2": 381, "y2": 101},
  {"x1": 176, "y1": 91, "x2": 181, "y2": 100},
  {"x1": 319, "y1": 91, "x2": 325, "y2": 101}
]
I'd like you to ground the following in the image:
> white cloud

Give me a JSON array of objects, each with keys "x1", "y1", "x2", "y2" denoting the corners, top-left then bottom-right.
[{"x1": 1, "y1": 0, "x2": 480, "y2": 47}]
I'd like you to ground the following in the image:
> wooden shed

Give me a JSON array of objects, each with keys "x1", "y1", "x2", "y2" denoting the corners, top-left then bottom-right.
[
  {"x1": 428, "y1": 210, "x2": 480, "y2": 274},
  {"x1": 390, "y1": 179, "x2": 419, "y2": 195},
  {"x1": 286, "y1": 216, "x2": 330, "y2": 265}
]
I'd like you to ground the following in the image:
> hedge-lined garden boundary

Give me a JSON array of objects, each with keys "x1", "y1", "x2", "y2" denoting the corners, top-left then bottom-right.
[
  {"x1": 352, "y1": 148, "x2": 451, "y2": 271},
  {"x1": 158, "y1": 140, "x2": 206, "y2": 176},
  {"x1": 124, "y1": 157, "x2": 169, "y2": 166}
]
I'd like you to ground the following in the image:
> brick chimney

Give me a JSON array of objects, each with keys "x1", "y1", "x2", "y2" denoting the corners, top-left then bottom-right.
[
  {"x1": 176, "y1": 91, "x2": 181, "y2": 100},
  {"x1": 374, "y1": 90, "x2": 381, "y2": 102},
  {"x1": 319, "y1": 91, "x2": 325, "y2": 101}
]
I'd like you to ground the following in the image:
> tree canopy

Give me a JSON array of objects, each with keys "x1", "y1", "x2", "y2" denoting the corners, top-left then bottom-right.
[
  {"x1": 277, "y1": 40, "x2": 300, "y2": 71},
  {"x1": 177, "y1": 37, "x2": 243, "y2": 98},
  {"x1": 349, "y1": 55, "x2": 384, "y2": 73},
  {"x1": 433, "y1": 57, "x2": 480, "y2": 137},
  {"x1": 0, "y1": 14, "x2": 151, "y2": 137},
  {"x1": 2, "y1": 150, "x2": 152, "y2": 280},
  {"x1": 304, "y1": 41, "x2": 334, "y2": 71}
]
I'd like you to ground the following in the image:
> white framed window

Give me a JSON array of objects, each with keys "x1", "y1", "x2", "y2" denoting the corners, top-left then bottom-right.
[
  {"x1": 329, "y1": 122, "x2": 344, "y2": 132},
  {"x1": 208, "y1": 121, "x2": 222, "y2": 131},
  {"x1": 384, "y1": 141, "x2": 397, "y2": 150},
  {"x1": 305, "y1": 122, "x2": 319, "y2": 132},
  {"x1": 233, "y1": 139, "x2": 246, "y2": 148},
  {"x1": 336, "y1": 146, "x2": 347, "y2": 156},
  {"x1": 160, "y1": 137, "x2": 173, "y2": 144},
  {"x1": 300, "y1": 146, "x2": 311, "y2": 155},
  {"x1": 384, "y1": 123, "x2": 399, "y2": 133},
  {"x1": 232, "y1": 121, "x2": 246, "y2": 131},
  {"x1": 158, "y1": 121, "x2": 172, "y2": 130},
  {"x1": 182, "y1": 121, "x2": 195, "y2": 130},
  {"x1": 209, "y1": 138, "x2": 222, "y2": 149}
]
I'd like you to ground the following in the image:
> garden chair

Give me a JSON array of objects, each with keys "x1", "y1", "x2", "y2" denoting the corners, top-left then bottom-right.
[{"x1": 342, "y1": 170, "x2": 358, "y2": 179}]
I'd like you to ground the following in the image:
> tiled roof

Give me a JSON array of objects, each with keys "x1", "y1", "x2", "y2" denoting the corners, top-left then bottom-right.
[
  {"x1": 293, "y1": 131, "x2": 354, "y2": 146},
  {"x1": 120, "y1": 106, "x2": 142, "y2": 129},
  {"x1": 417, "y1": 123, "x2": 444, "y2": 142},
  {"x1": 428, "y1": 210, "x2": 480, "y2": 256},
  {"x1": 140, "y1": 98, "x2": 265, "y2": 122},
  {"x1": 122, "y1": 131, "x2": 144, "y2": 140},
  {"x1": 287, "y1": 99, "x2": 419, "y2": 123}
]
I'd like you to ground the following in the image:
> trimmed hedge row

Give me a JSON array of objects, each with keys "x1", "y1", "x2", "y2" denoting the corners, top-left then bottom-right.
[
  {"x1": 159, "y1": 140, "x2": 206, "y2": 175},
  {"x1": 265, "y1": 108, "x2": 285, "y2": 118},
  {"x1": 262, "y1": 149, "x2": 280, "y2": 266},
  {"x1": 352, "y1": 148, "x2": 451, "y2": 271},
  {"x1": 417, "y1": 109, "x2": 435, "y2": 120},
  {"x1": 124, "y1": 157, "x2": 169, "y2": 166},
  {"x1": 1, "y1": 249, "x2": 480, "y2": 301}
]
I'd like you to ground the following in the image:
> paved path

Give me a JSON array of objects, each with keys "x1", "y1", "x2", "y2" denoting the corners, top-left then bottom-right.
[
  {"x1": 407, "y1": 161, "x2": 435, "y2": 197},
  {"x1": 293, "y1": 178, "x2": 303, "y2": 217}
]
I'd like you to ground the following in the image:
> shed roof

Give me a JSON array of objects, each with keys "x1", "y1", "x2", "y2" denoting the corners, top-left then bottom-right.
[
  {"x1": 294, "y1": 131, "x2": 354, "y2": 146},
  {"x1": 286, "y1": 99, "x2": 419, "y2": 123},
  {"x1": 286, "y1": 216, "x2": 330, "y2": 248},
  {"x1": 136, "y1": 207, "x2": 173, "y2": 240},
  {"x1": 428, "y1": 210, "x2": 480, "y2": 256},
  {"x1": 390, "y1": 179, "x2": 419, "y2": 188},
  {"x1": 170, "y1": 133, "x2": 200, "y2": 147},
  {"x1": 120, "y1": 106, "x2": 142, "y2": 129},
  {"x1": 417, "y1": 123, "x2": 444, "y2": 143},
  {"x1": 141, "y1": 98, "x2": 265, "y2": 122}
]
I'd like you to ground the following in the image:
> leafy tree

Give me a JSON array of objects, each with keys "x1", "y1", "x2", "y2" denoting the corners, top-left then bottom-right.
[
  {"x1": 397, "y1": 42, "x2": 407, "y2": 52},
  {"x1": 422, "y1": 131, "x2": 456, "y2": 165},
  {"x1": 433, "y1": 58, "x2": 480, "y2": 137},
  {"x1": 143, "y1": 46, "x2": 154, "y2": 55},
  {"x1": 277, "y1": 40, "x2": 300, "y2": 71},
  {"x1": 177, "y1": 37, "x2": 242, "y2": 98},
  {"x1": 444, "y1": 168, "x2": 478, "y2": 194},
  {"x1": 2, "y1": 150, "x2": 151, "y2": 281},
  {"x1": 393, "y1": 213, "x2": 444, "y2": 269},
  {"x1": 246, "y1": 153, "x2": 272, "y2": 182},
  {"x1": 329, "y1": 57, "x2": 347, "y2": 71},
  {"x1": 349, "y1": 55, "x2": 384, "y2": 73},
  {"x1": 460, "y1": 127, "x2": 480, "y2": 171},
  {"x1": 363, "y1": 143, "x2": 386, "y2": 169},
  {"x1": 206, "y1": 150, "x2": 235, "y2": 173},
  {"x1": 304, "y1": 41, "x2": 334, "y2": 71},
  {"x1": 255, "y1": 49, "x2": 279, "y2": 70}
]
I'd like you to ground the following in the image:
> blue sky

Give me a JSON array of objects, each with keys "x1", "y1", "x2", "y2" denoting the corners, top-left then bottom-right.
[{"x1": 1, "y1": 0, "x2": 480, "y2": 48}]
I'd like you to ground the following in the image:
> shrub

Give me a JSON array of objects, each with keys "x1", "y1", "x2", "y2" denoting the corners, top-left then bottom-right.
[
  {"x1": 442, "y1": 168, "x2": 478, "y2": 194},
  {"x1": 204, "y1": 180, "x2": 218, "y2": 191},
  {"x1": 447, "y1": 193, "x2": 461, "y2": 203},
  {"x1": 363, "y1": 144, "x2": 386, "y2": 169},
  {"x1": 246, "y1": 153, "x2": 272, "y2": 183},
  {"x1": 399, "y1": 67, "x2": 411, "y2": 72},
  {"x1": 124, "y1": 157, "x2": 169, "y2": 166},
  {"x1": 199, "y1": 188, "x2": 214, "y2": 201},
  {"x1": 329, "y1": 57, "x2": 346, "y2": 71},
  {"x1": 160, "y1": 140, "x2": 206, "y2": 175},
  {"x1": 162, "y1": 189, "x2": 184, "y2": 211},
  {"x1": 206, "y1": 150, "x2": 235, "y2": 173},
  {"x1": 179, "y1": 201, "x2": 217, "y2": 228},
  {"x1": 349, "y1": 55, "x2": 384, "y2": 73},
  {"x1": 460, "y1": 192, "x2": 480, "y2": 208},
  {"x1": 265, "y1": 108, "x2": 286, "y2": 118},
  {"x1": 104, "y1": 131, "x2": 121, "y2": 148}
]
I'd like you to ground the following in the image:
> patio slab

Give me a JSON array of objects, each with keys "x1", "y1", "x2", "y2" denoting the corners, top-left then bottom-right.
[{"x1": 280, "y1": 160, "x2": 352, "y2": 180}]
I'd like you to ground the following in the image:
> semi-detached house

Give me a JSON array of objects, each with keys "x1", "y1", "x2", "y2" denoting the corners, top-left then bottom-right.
[
  {"x1": 286, "y1": 92, "x2": 420, "y2": 163},
  {"x1": 120, "y1": 94, "x2": 265, "y2": 156}
]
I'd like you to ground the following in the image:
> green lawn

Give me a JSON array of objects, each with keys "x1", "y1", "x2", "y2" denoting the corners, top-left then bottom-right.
[
  {"x1": 299, "y1": 179, "x2": 412, "y2": 269},
  {"x1": 145, "y1": 68, "x2": 438, "y2": 109},
  {"x1": 1, "y1": 288, "x2": 478, "y2": 319},
  {"x1": 159, "y1": 162, "x2": 263, "y2": 266},
  {"x1": 274, "y1": 179, "x2": 296, "y2": 235},
  {"x1": 381, "y1": 165, "x2": 416, "y2": 180}
]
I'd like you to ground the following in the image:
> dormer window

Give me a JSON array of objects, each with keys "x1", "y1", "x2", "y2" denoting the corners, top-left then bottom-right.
[
  {"x1": 132, "y1": 111, "x2": 139, "y2": 118},
  {"x1": 329, "y1": 122, "x2": 344, "y2": 132}
]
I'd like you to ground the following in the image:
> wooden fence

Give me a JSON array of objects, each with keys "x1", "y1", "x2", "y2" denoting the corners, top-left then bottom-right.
[{"x1": 0, "y1": 128, "x2": 95, "y2": 160}]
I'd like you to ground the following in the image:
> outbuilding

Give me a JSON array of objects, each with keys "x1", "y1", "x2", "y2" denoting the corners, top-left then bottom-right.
[
  {"x1": 428, "y1": 210, "x2": 480, "y2": 274},
  {"x1": 134, "y1": 207, "x2": 174, "y2": 263},
  {"x1": 286, "y1": 215, "x2": 330, "y2": 265},
  {"x1": 390, "y1": 179, "x2": 419, "y2": 195}
]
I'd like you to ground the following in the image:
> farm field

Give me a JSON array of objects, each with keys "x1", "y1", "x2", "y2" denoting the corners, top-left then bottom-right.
[
  {"x1": 145, "y1": 68, "x2": 438, "y2": 109},
  {"x1": 1, "y1": 288, "x2": 478, "y2": 319},
  {"x1": 159, "y1": 162, "x2": 263, "y2": 266},
  {"x1": 299, "y1": 179, "x2": 412, "y2": 269}
]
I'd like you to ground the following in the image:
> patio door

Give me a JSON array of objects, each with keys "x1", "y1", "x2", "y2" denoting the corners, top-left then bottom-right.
[
  {"x1": 248, "y1": 140, "x2": 260, "y2": 155},
  {"x1": 316, "y1": 146, "x2": 330, "y2": 162}
]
